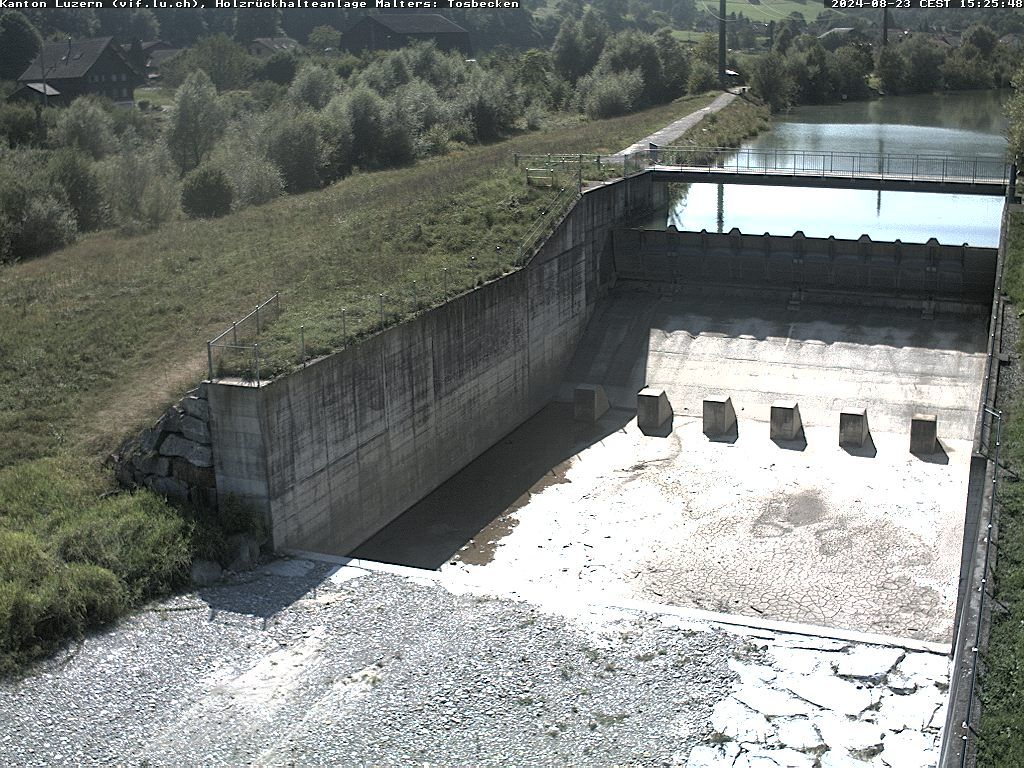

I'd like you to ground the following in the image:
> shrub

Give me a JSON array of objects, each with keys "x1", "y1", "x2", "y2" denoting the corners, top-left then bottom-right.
[
  {"x1": 575, "y1": 68, "x2": 644, "y2": 118},
  {"x1": 458, "y1": 69, "x2": 520, "y2": 141},
  {"x1": 0, "y1": 102, "x2": 39, "y2": 147},
  {"x1": 181, "y1": 164, "x2": 234, "y2": 218},
  {"x1": 48, "y1": 149, "x2": 105, "y2": 231},
  {"x1": 258, "y1": 51, "x2": 298, "y2": 85},
  {"x1": 0, "y1": 155, "x2": 77, "y2": 262},
  {"x1": 53, "y1": 97, "x2": 114, "y2": 159},
  {"x1": 266, "y1": 110, "x2": 322, "y2": 192},
  {"x1": 318, "y1": 95, "x2": 354, "y2": 182},
  {"x1": 166, "y1": 70, "x2": 228, "y2": 174},
  {"x1": 687, "y1": 62, "x2": 718, "y2": 94},
  {"x1": 102, "y1": 144, "x2": 179, "y2": 230},
  {"x1": 289, "y1": 64, "x2": 337, "y2": 110},
  {"x1": 346, "y1": 86, "x2": 386, "y2": 168}
]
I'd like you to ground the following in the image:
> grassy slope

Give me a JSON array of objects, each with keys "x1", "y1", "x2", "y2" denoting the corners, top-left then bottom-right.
[
  {"x1": 979, "y1": 210, "x2": 1024, "y2": 765},
  {"x1": 0, "y1": 92, "x2": 719, "y2": 470}
]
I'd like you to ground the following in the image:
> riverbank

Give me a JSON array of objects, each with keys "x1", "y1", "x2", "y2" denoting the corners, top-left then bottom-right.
[{"x1": 979, "y1": 207, "x2": 1024, "y2": 767}]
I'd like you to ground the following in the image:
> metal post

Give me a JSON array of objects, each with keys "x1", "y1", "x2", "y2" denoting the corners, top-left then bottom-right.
[
  {"x1": 207, "y1": 341, "x2": 213, "y2": 380},
  {"x1": 300, "y1": 325, "x2": 305, "y2": 367},
  {"x1": 232, "y1": 321, "x2": 237, "y2": 344},
  {"x1": 342, "y1": 308, "x2": 347, "y2": 338},
  {"x1": 973, "y1": 157, "x2": 978, "y2": 185},
  {"x1": 253, "y1": 343, "x2": 260, "y2": 388},
  {"x1": 379, "y1": 293, "x2": 385, "y2": 329},
  {"x1": 255, "y1": 305, "x2": 261, "y2": 335},
  {"x1": 514, "y1": 153, "x2": 519, "y2": 168},
  {"x1": 942, "y1": 157, "x2": 947, "y2": 183},
  {"x1": 412, "y1": 280, "x2": 417, "y2": 308},
  {"x1": 443, "y1": 268, "x2": 449, "y2": 298}
]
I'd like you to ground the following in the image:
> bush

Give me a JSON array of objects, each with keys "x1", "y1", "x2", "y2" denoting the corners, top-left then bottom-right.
[
  {"x1": 345, "y1": 86, "x2": 386, "y2": 169},
  {"x1": 575, "y1": 68, "x2": 644, "y2": 118},
  {"x1": 289, "y1": 64, "x2": 337, "y2": 110},
  {"x1": 48, "y1": 149, "x2": 105, "y2": 231},
  {"x1": 0, "y1": 154, "x2": 77, "y2": 262},
  {"x1": 687, "y1": 62, "x2": 718, "y2": 94},
  {"x1": 166, "y1": 70, "x2": 228, "y2": 174},
  {"x1": 53, "y1": 97, "x2": 114, "y2": 159},
  {"x1": 181, "y1": 164, "x2": 233, "y2": 218},
  {"x1": 318, "y1": 95, "x2": 354, "y2": 182},
  {"x1": 458, "y1": 69, "x2": 520, "y2": 141},
  {"x1": 258, "y1": 51, "x2": 298, "y2": 85},
  {"x1": 266, "y1": 110, "x2": 322, "y2": 192},
  {"x1": 0, "y1": 102, "x2": 39, "y2": 147},
  {"x1": 102, "y1": 144, "x2": 179, "y2": 230}
]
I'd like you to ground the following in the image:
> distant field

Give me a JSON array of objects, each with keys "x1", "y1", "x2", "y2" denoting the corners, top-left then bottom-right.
[{"x1": 699, "y1": 0, "x2": 830, "y2": 22}]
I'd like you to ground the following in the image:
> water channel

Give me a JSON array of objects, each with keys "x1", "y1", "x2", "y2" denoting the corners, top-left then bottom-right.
[{"x1": 651, "y1": 91, "x2": 1009, "y2": 246}]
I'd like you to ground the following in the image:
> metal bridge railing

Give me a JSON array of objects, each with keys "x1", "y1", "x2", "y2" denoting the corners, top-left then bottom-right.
[{"x1": 628, "y1": 146, "x2": 1010, "y2": 185}]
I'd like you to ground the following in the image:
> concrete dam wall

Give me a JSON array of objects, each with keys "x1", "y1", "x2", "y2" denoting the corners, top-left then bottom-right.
[
  {"x1": 205, "y1": 176, "x2": 665, "y2": 555},
  {"x1": 612, "y1": 227, "x2": 997, "y2": 309}
]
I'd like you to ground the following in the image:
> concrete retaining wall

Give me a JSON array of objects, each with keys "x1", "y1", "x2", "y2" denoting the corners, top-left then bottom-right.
[
  {"x1": 613, "y1": 227, "x2": 997, "y2": 307},
  {"x1": 207, "y1": 176, "x2": 664, "y2": 555}
]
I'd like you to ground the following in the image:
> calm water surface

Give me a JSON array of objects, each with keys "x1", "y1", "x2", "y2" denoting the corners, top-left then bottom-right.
[{"x1": 658, "y1": 92, "x2": 1008, "y2": 245}]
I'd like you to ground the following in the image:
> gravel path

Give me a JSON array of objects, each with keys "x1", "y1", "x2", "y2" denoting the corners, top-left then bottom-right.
[{"x1": 0, "y1": 560, "x2": 741, "y2": 767}]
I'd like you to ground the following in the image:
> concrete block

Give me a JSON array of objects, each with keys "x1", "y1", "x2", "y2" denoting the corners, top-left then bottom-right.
[
  {"x1": 703, "y1": 395, "x2": 736, "y2": 437},
  {"x1": 770, "y1": 401, "x2": 803, "y2": 441},
  {"x1": 839, "y1": 408, "x2": 870, "y2": 447},
  {"x1": 637, "y1": 388, "x2": 673, "y2": 431},
  {"x1": 574, "y1": 384, "x2": 610, "y2": 423},
  {"x1": 910, "y1": 414, "x2": 938, "y2": 454}
]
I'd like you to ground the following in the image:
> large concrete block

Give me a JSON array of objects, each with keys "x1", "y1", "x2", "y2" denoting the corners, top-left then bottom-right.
[
  {"x1": 910, "y1": 414, "x2": 938, "y2": 454},
  {"x1": 839, "y1": 408, "x2": 870, "y2": 447},
  {"x1": 637, "y1": 388, "x2": 673, "y2": 431},
  {"x1": 574, "y1": 384, "x2": 610, "y2": 423},
  {"x1": 770, "y1": 401, "x2": 803, "y2": 441},
  {"x1": 703, "y1": 395, "x2": 736, "y2": 437}
]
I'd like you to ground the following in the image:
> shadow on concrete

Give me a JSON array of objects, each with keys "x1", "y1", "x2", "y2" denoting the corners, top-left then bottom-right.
[
  {"x1": 639, "y1": 414, "x2": 674, "y2": 437},
  {"x1": 913, "y1": 440, "x2": 951, "y2": 465},
  {"x1": 841, "y1": 434, "x2": 878, "y2": 458},
  {"x1": 772, "y1": 428, "x2": 808, "y2": 452},
  {"x1": 704, "y1": 423, "x2": 739, "y2": 444},
  {"x1": 349, "y1": 403, "x2": 638, "y2": 570}
]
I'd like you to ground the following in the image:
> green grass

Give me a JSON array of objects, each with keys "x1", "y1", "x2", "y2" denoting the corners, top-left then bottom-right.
[
  {"x1": 0, "y1": 457, "x2": 192, "y2": 674},
  {"x1": 979, "y1": 210, "x2": 1024, "y2": 766},
  {"x1": 674, "y1": 96, "x2": 771, "y2": 150},
  {"x1": 0, "y1": 91, "x2": 720, "y2": 470}
]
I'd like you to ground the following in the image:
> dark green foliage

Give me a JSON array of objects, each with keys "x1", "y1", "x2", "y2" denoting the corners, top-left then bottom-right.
[
  {"x1": 0, "y1": 102, "x2": 41, "y2": 148},
  {"x1": 257, "y1": 51, "x2": 297, "y2": 86},
  {"x1": 166, "y1": 70, "x2": 228, "y2": 174},
  {"x1": 266, "y1": 110, "x2": 321, "y2": 192},
  {"x1": 234, "y1": 8, "x2": 282, "y2": 44},
  {"x1": 459, "y1": 69, "x2": 520, "y2": 141},
  {"x1": 48, "y1": 149, "x2": 105, "y2": 231},
  {"x1": 288, "y1": 64, "x2": 337, "y2": 110},
  {"x1": 876, "y1": 45, "x2": 905, "y2": 95},
  {"x1": 181, "y1": 164, "x2": 233, "y2": 218},
  {"x1": 750, "y1": 53, "x2": 793, "y2": 112},
  {"x1": 164, "y1": 34, "x2": 252, "y2": 91},
  {"x1": 902, "y1": 36, "x2": 945, "y2": 94},
  {"x1": 575, "y1": 68, "x2": 644, "y2": 118},
  {"x1": 596, "y1": 30, "x2": 666, "y2": 107},
  {"x1": 53, "y1": 97, "x2": 114, "y2": 160},
  {"x1": 0, "y1": 12, "x2": 41, "y2": 81},
  {"x1": 307, "y1": 25, "x2": 340, "y2": 52},
  {"x1": 0, "y1": 153, "x2": 76, "y2": 263},
  {"x1": 687, "y1": 62, "x2": 718, "y2": 95},
  {"x1": 942, "y1": 50, "x2": 993, "y2": 91},
  {"x1": 346, "y1": 86, "x2": 386, "y2": 169}
]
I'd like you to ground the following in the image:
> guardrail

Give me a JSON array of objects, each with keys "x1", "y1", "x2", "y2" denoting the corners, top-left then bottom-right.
[
  {"x1": 206, "y1": 293, "x2": 280, "y2": 385},
  {"x1": 626, "y1": 146, "x2": 1010, "y2": 185}
]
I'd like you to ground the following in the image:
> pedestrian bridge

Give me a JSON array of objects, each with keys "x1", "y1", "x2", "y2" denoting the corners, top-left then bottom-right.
[{"x1": 626, "y1": 147, "x2": 1013, "y2": 196}]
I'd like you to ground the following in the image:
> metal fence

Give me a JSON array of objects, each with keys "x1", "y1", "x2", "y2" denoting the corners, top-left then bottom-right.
[
  {"x1": 625, "y1": 146, "x2": 1011, "y2": 185},
  {"x1": 206, "y1": 293, "x2": 280, "y2": 385},
  {"x1": 204, "y1": 180, "x2": 582, "y2": 381}
]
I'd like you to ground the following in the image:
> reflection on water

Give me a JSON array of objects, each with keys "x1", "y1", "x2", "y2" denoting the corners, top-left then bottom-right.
[
  {"x1": 661, "y1": 183, "x2": 1004, "y2": 246},
  {"x1": 661, "y1": 92, "x2": 1008, "y2": 246}
]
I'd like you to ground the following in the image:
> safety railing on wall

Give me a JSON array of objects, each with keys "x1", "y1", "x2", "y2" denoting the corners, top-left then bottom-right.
[
  {"x1": 206, "y1": 293, "x2": 280, "y2": 385},
  {"x1": 625, "y1": 146, "x2": 1010, "y2": 186},
  {"x1": 205, "y1": 179, "x2": 584, "y2": 381}
]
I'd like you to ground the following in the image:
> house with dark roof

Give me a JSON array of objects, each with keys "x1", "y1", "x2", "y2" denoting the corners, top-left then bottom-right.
[
  {"x1": 341, "y1": 14, "x2": 471, "y2": 55},
  {"x1": 247, "y1": 37, "x2": 301, "y2": 58},
  {"x1": 11, "y1": 37, "x2": 144, "y2": 106}
]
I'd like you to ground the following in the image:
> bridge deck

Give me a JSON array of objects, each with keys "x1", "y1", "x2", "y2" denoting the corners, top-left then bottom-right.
[{"x1": 648, "y1": 165, "x2": 1008, "y2": 196}]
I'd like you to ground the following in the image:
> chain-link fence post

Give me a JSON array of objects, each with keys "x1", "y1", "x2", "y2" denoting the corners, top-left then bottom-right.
[
  {"x1": 254, "y1": 343, "x2": 260, "y2": 388},
  {"x1": 379, "y1": 293, "x2": 385, "y2": 329},
  {"x1": 300, "y1": 325, "x2": 306, "y2": 368},
  {"x1": 207, "y1": 341, "x2": 213, "y2": 380},
  {"x1": 342, "y1": 308, "x2": 347, "y2": 339},
  {"x1": 443, "y1": 268, "x2": 449, "y2": 299}
]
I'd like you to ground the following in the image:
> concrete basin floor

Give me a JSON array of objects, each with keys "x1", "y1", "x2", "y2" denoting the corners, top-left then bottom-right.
[{"x1": 354, "y1": 293, "x2": 988, "y2": 643}]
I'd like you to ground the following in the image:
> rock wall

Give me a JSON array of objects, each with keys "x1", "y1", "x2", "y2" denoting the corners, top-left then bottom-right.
[{"x1": 116, "y1": 383, "x2": 217, "y2": 510}]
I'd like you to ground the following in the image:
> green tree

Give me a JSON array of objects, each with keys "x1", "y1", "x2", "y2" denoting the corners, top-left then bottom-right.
[
  {"x1": 0, "y1": 12, "x2": 41, "y2": 81},
  {"x1": 307, "y1": 25, "x2": 339, "y2": 51},
  {"x1": 181, "y1": 34, "x2": 251, "y2": 91},
  {"x1": 0, "y1": 103, "x2": 41, "y2": 148},
  {"x1": 902, "y1": 36, "x2": 944, "y2": 94},
  {"x1": 53, "y1": 97, "x2": 114, "y2": 159},
  {"x1": 876, "y1": 45, "x2": 905, "y2": 95},
  {"x1": 288, "y1": 64, "x2": 337, "y2": 110},
  {"x1": 596, "y1": 30, "x2": 666, "y2": 107},
  {"x1": 963, "y1": 24, "x2": 997, "y2": 59},
  {"x1": 830, "y1": 45, "x2": 872, "y2": 100},
  {"x1": 345, "y1": 86, "x2": 386, "y2": 168},
  {"x1": 181, "y1": 164, "x2": 233, "y2": 218},
  {"x1": 552, "y1": 19, "x2": 587, "y2": 83},
  {"x1": 166, "y1": 70, "x2": 228, "y2": 174},
  {"x1": 257, "y1": 51, "x2": 297, "y2": 85},
  {"x1": 654, "y1": 28, "x2": 690, "y2": 102},
  {"x1": 750, "y1": 53, "x2": 793, "y2": 112},
  {"x1": 48, "y1": 149, "x2": 105, "y2": 231},
  {"x1": 266, "y1": 110, "x2": 321, "y2": 192}
]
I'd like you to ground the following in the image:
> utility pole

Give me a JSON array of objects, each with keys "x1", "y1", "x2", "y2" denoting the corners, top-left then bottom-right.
[{"x1": 718, "y1": 0, "x2": 727, "y2": 85}]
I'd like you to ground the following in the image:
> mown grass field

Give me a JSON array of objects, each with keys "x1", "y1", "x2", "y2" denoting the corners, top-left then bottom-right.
[
  {"x1": 980, "y1": 210, "x2": 1024, "y2": 766},
  {"x1": 1, "y1": 91, "x2": 757, "y2": 672}
]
